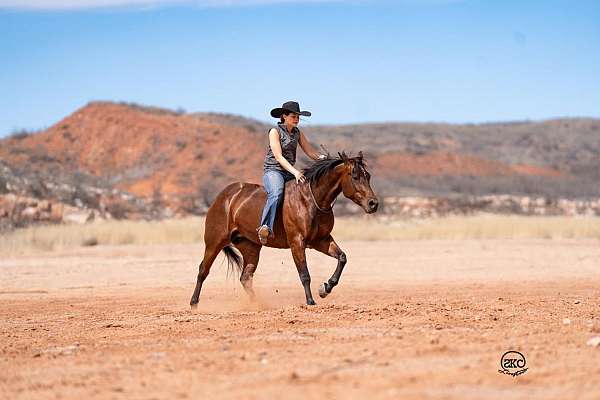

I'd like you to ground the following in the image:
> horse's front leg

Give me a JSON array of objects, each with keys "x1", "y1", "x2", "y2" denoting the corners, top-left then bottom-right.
[
  {"x1": 312, "y1": 235, "x2": 347, "y2": 298},
  {"x1": 289, "y1": 235, "x2": 316, "y2": 305}
]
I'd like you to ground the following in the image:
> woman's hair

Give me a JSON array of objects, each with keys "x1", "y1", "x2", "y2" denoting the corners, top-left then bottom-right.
[{"x1": 279, "y1": 110, "x2": 292, "y2": 123}]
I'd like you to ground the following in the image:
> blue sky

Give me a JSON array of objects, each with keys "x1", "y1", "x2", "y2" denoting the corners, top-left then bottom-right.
[{"x1": 1, "y1": 0, "x2": 599, "y2": 136}]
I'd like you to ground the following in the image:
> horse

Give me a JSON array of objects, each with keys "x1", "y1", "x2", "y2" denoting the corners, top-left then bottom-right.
[{"x1": 189, "y1": 150, "x2": 379, "y2": 307}]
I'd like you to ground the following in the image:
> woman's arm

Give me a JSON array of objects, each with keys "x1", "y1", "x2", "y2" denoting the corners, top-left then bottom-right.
[
  {"x1": 298, "y1": 130, "x2": 324, "y2": 160},
  {"x1": 268, "y1": 128, "x2": 305, "y2": 182}
]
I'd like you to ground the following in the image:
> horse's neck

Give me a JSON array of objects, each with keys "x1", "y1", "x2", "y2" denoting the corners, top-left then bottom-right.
[{"x1": 311, "y1": 167, "x2": 342, "y2": 209}]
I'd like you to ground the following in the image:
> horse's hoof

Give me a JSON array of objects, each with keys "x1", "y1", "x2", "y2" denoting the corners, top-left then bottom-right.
[
  {"x1": 318, "y1": 283, "x2": 329, "y2": 298},
  {"x1": 190, "y1": 301, "x2": 198, "y2": 310},
  {"x1": 307, "y1": 299, "x2": 316, "y2": 306}
]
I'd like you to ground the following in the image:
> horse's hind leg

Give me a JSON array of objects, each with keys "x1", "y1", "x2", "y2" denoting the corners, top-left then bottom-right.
[
  {"x1": 190, "y1": 239, "x2": 227, "y2": 308},
  {"x1": 235, "y1": 239, "x2": 262, "y2": 299},
  {"x1": 311, "y1": 235, "x2": 346, "y2": 298}
]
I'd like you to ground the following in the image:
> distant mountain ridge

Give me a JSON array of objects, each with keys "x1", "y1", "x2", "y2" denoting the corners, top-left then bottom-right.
[{"x1": 1, "y1": 101, "x2": 599, "y2": 222}]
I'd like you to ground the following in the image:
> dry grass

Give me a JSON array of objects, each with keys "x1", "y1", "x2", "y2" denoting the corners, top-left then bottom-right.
[
  {"x1": 0, "y1": 217, "x2": 204, "y2": 256},
  {"x1": 1, "y1": 215, "x2": 599, "y2": 256},
  {"x1": 333, "y1": 214, "x2": 600, "y2": 240}
]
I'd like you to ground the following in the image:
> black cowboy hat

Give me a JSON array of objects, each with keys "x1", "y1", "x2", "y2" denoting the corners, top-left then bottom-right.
[{"x1": 270, "y1": 101, "x2": 312, "y2": 118}]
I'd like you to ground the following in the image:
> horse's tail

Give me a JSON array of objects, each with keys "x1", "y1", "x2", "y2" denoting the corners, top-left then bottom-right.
[{"x1": 222, "y1": 245, "x2": 243, "y2": 277}]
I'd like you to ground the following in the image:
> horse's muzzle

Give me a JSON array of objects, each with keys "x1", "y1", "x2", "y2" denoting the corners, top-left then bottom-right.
[{"x1": 366, "y1": 198, "x2": 379, "y2": 213}]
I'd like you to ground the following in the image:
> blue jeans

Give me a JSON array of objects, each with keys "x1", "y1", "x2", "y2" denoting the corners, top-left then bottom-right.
[{"x1": 259, "y1": 169, "x2": 295, "y2": 233}]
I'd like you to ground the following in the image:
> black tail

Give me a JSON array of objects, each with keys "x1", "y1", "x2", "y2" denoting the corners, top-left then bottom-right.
[{"x1": 222, "y1": 245, "x2": 243, "y2": 277}]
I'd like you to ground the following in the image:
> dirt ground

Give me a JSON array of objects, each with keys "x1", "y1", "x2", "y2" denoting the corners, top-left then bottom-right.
[{"x1": 1, "y1": 239, "x2": 600, "y2": 399}]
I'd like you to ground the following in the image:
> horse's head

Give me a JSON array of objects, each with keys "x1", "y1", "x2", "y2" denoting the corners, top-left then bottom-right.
[{"x1": 337, "y1": 151, "x2": 379, "y2": 214}]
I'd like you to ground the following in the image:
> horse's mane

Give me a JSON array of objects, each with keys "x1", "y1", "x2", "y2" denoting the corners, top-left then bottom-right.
[{"x1": 302, "y1": 151, "x2": 368, "y2": 185}]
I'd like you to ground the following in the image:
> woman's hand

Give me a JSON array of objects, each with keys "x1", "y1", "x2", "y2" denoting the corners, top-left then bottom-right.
[{"x1": 293, "y1": 169, "x2": 306, "y2": 184}]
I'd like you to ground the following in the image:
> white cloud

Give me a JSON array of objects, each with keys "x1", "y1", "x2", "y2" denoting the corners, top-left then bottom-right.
[{"x1": 0, "y1": 0, "x2": 354, "y2": 10}]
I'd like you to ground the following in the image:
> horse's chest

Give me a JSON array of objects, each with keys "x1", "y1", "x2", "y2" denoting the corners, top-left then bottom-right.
[{"x1": 306, "y1": 214, "x2": 334, "y2": 241}]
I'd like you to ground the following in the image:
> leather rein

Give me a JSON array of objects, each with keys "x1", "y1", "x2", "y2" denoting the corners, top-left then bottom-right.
[
  {"x1": 306, "y1": 161, "x2": 361, "y2": 213},
  {"x1": 308, "y1": 180, "x2": 337, "y2": 213}
]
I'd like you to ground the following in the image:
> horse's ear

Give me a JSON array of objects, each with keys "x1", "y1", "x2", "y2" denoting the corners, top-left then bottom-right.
[
  {"x1": 357, "y1": 150, "x2": 363, "y2": 161},
  {"x1": 338, "y1": 151, "x2": 349, "y2": 164}
]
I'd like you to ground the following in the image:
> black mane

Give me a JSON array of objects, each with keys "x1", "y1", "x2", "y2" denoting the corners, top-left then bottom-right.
[{"x1": 302, "y1": 151, "x2": 368, "y2": 185}]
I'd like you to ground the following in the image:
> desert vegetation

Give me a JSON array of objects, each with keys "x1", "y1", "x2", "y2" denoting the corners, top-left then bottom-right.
[{"x1": 1, "y1": 215, "x2": 599, "y2": 256}]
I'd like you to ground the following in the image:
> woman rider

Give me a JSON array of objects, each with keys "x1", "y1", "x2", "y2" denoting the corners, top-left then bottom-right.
[{"x1": 256, "y1": 101, "x2": 326, "y2": 244}]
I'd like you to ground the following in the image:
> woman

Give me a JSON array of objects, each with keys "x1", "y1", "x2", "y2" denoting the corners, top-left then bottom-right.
[{"x1": 256, "y1": 101, "x2": 326, "y2": 245}]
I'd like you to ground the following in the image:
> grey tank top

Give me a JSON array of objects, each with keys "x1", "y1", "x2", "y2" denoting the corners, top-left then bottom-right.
[{"x1": 263, "y1": 122, "x2": 299, "y2": 172}]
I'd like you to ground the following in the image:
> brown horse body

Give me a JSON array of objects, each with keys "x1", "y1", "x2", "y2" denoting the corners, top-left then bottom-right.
[{"x1": 190, "y1": 151, "x2": 378, "y2": 306}]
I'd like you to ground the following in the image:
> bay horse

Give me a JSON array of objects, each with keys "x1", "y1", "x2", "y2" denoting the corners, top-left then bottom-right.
[{"x1": 189, "y1": 151, "x2": 379, "y2": 307}]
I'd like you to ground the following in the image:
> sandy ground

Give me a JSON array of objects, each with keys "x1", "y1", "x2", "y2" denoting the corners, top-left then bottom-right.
[{"x1": 1, "y1": 239, "x2": 600, "y2": 399}]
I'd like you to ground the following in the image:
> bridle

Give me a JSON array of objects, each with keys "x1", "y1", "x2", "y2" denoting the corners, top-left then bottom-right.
[
  {"x1": 307, "y1": 161, "x2": 364, "y2": 213},
  {"x1": 308, "y1": 180, "x2": 337, "y2": 213}
]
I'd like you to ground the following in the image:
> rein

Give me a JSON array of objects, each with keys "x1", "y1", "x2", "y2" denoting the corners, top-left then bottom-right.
[{"x1": 308, "y1": 181, "x2": 337, "y2": 213}]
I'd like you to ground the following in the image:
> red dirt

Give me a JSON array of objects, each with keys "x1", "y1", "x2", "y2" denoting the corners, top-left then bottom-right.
[
  {"x1": 1, "y1": 240, "x2": 600, "y2": 399},
  {"x1": 0, "y1": 102, "x2": 265, "y2": 205}
]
